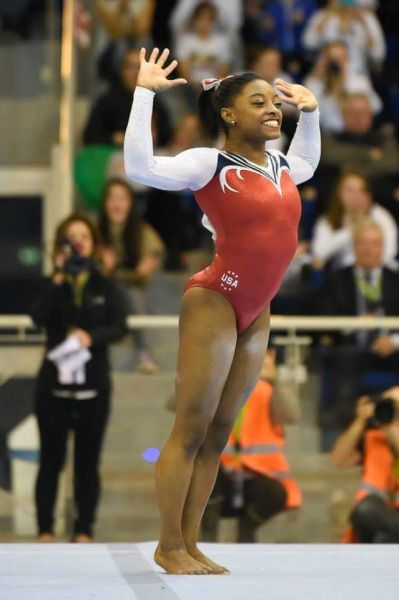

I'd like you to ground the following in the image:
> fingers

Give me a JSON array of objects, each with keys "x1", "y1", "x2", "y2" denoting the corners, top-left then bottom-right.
[
  {"x1": 276, "y1": 93, "x2": 296, "y2": 105},
  {"x1": 169, "y1": 77, "x2": 188, "y2": 88},
  {"x1": 139, "y1": 47, "x2": 146, "y2": 65},
  {"x1": 163, "y1": 58, "x2": 178, "y2": 77},
  {"x1": 149, "y1": 47, "x2": 160, "y2": 63},
  {"x1": 157, "y1": 47, "x2": 170, "y2": 68}
]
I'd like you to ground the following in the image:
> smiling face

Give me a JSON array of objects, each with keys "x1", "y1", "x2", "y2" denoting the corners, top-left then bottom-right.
[
  {"x1": 339, "y1": 174, "x2": 371, "y2": 216},
  {"x1": 105, "y1": 183, "x2": 133, "y2": 226},
  {"x1": 221, "y1": 79, "x2": 283, "y2": 143}
]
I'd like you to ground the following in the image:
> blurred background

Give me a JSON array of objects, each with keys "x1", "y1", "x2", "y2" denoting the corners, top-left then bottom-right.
[{"x1": 0, "y1": 0, "x2": 399, "y2": 545}]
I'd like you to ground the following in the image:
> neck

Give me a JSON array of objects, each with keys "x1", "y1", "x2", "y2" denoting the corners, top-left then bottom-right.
[{"x1": 223, "y1": 139, "x2": 267, "y2": 167}]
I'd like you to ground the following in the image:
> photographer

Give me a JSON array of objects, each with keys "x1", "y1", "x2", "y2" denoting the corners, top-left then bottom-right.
[
  {"x1": 304, "y1": 40, "x2": 382, "y2": 133},
  {"x1": 331, "y1": 389, "x2": 399, "y2": 543},
  {"x1": 31, "y1": 215, "x2": 127, "y2": 543}
]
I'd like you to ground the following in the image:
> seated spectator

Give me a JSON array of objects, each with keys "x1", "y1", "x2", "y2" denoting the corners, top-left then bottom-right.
[
  {"x1": 170, "y1": 0, "x2": 243, "y2": 70},
  {"x1": 31, "y1": 214, "x2": 127, "y2": 543},
  {"x1": 95, "y1": 0, "x2": 155, "y2": 83},
  {"x1": 201, "y1": 348, "x2": 302, "y2": 543},
  {"x1": 302, "y1": 0, "x2": 386, "y2": 76},
  {"x1": 175, "y1": 2, "x2": 231, "y2": 93},
  {"x1": 83, "y1": 47, "x2": 171, "y2": 148},
  {"x1": 312, "y1": 170, "x2": 397, "y2": 270},
  {"x1": 317, "y1": 220, "x2": 399, "y2": 442},
  {"x1": 98, "y1": 178, "x2": 164, "y2": 373},
  {"x1": 318, "y1": 94, "x2": 399, "y2": 214},
  {"x1": 304, "y1": 40, "x2": 382, "y2": 133},
  {"x1": 331, "y1": 389, "x2": 399, "y2": 543},
  {"x1": 243, "y1": 0, "x2": 316, "y2": 56}
]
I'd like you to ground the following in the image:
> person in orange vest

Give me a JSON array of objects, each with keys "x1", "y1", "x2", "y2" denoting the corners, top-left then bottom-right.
[
  {"x1": 331, "y1": 387, "x2": 399, "y2": 543},
  {"x1": 201, "y1": 348, "x2": 302, "y2": 543}
]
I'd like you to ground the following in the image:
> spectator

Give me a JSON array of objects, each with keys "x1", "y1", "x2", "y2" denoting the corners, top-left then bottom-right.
[
  {"x1": 170, "y1": 0, "x2": 243, "y2": 69},
  {"x1": 95, "y1": 0, "x2": 155, "y2": 83},
  {"x1": 83, "y1": 47, "x2": 171, "y2": 148},
  {"x1": 201, "y1": 348, "x2": 302, "y2": 543},
  {"x1": 175, "y1": 2, "x2": 231, "y2": 93},
  {"x1": 331, "y1": 389, "x2": 399, "y2": 543},
  {"x1": 312, "y1": 170, "x2": 397, "y2": 270},
  {"x1": 243, "y1": 0, "x2": 316, "y2": 56},
  {"x1": 318, "y1": 93, "x2": 399, "y2": 213},
  {"x1": 302, "y1": 0, "x2": 386, "y2": 76},
  {"x1": 317, "y1": 220, "x2": 399, "y2": 442},
  {"x1": 31, "y1": 215, "x2": 127, "y2": 542},
  {"x1": 304, "y1": 40, "x2": 382, "y2": 133},
  {"x1": 99, "y1": 178, "x2": 164, "y2": 373}
]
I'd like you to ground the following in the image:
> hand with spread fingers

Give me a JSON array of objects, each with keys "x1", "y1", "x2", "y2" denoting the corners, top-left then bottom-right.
[
  {"x1": 274, "y1": 79, "x2": 319, "y2": 113},
  {"x1": 137, "y1": 47, "x2": 187, "y2": 93}
]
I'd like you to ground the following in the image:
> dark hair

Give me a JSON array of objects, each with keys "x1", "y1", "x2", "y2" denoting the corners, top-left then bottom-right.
[
  {"x1": 190, "y1": 1, "x2": 217, "y2": 26},
  {"x1": 53, "y1": 214, "x2": 100, "y2": 264},
  {"x1": 325, "y1": 170, "x2": 373, "y2": 230},
  {"x1": 198, "y1": 72, "x2": 262, "y2": 139},
  {"x1": 98, "y1": 177, "x2": 142, "y2": 269}
]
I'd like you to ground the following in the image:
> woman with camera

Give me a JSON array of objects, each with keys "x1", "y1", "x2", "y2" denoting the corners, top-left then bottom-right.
[
  {"x1": 31, "y1": 215, "x2": 127, "y2": 543},
  {"x1": 331, "y1": 388, "x2": 399, "y2": 543}
]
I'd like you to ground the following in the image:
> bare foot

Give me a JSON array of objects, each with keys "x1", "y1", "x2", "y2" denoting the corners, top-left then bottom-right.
[
  {"x1": 73, "y1": 534, "x2": 93, "y2": 543},
  {"x1": 186, "y1": 545, "x2": 230, "y2": 575},
  {"x1": 37, "y1": 533, "x2": 54, "y2": 543},
  {"x1": 154, "y1": 544, "x2": 211, "y2": 575}
]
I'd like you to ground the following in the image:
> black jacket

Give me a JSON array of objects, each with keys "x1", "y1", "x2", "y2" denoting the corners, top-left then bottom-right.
[
  {"x1": 31, "y1": 269, "x2": 127, "y2": 392},
  {"x1": 320, "y1": 266, "x2": 399, "y2": 317},
  {"x1": 83, "y1": 83, "x2": 171, "y2": 147}
]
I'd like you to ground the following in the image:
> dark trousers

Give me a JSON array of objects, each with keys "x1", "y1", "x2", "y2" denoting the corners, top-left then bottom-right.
[
  {"x1": 202, "y1": 468, "x2": 287, "y2": 543},
  {"x1": 35, "y1": 389, "x2": 110, "y2": 537},
  {"x1": 351, "y1": 495, "x2": 399, "y2": 543}
]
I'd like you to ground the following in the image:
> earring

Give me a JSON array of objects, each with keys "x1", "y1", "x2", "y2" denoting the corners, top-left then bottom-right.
[{"x1": 231, "y1": 121, "x2": 236, "y2": 126}]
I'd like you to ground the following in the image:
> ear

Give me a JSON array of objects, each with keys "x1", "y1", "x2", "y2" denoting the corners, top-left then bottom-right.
[{"x1": 220, "y1": 107, "x2": 236, "y2": 127}]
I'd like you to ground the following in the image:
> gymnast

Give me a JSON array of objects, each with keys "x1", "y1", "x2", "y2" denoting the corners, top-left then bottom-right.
[{"x1": 124, "y1": 47, "x2": 320, "y2": 575}]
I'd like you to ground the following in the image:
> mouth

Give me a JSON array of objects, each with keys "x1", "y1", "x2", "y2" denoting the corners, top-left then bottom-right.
[{"x1": 261, "y1": 119, "x2": 280, "y2": 129}]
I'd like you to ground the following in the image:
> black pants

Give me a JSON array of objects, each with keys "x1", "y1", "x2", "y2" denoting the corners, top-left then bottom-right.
[
  {"x1": 35, "y1": 389, "x2": 110, "y2": 537},
  {"x1": 202, "y1": 468, "x2": 287, "y2": 543},
  {"x1": 350, "y1": 494, "x2": 399, "y2": 543}
]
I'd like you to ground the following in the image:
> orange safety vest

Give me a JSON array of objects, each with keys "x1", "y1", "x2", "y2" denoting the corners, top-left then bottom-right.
[
  {"x1": 220, "y1": 379, "x2": 302, "y2": 508},
  {"x1": 342, "y1": 427, "x2": 399, "y2": 543}
]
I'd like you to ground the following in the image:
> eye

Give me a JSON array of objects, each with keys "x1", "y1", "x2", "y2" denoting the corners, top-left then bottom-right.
[
  {"x1": 253, "y1": 101, "x2": 264, "y2": 106},
  {"x1": 275, "y1": 101, "x2": 282, "y2": 108}
]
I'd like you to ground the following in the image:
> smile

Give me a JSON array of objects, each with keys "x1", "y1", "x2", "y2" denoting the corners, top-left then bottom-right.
[{"x1": 261, "y1": 119, "x2": 280, "y2": 128}]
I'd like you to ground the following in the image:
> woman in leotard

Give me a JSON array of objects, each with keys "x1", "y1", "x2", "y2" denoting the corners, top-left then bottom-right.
[{"x1": 124, "y1": 47, "x2": 320, "y2": 575}]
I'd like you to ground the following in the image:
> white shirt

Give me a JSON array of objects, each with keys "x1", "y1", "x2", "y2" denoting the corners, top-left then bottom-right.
[
  {"x1": 175, "y1": 32, "x2": 231, "y2": 84},
  {"x1": 312, "y1": 204, "x2": 398, "y2": 269}
]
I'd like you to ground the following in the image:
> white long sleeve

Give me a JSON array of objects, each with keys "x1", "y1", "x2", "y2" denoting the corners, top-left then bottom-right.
[
  {"x1": 124, "y1": 86, "x2": 320, "y2": 192},
  {"x1": 285, "y1": 109, "x2": 320, "y2": 185},
  {"x1": 124, "y1": 86, "x2": 217, "y2": 191},
  {"x1": 311, "y1": 218, "x2": 353, "y2": 264}
]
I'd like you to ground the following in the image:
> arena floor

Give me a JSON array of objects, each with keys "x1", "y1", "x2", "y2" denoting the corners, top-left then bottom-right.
[{"x1": 1, "y1": 542, "x2": 397, "y2": 600}]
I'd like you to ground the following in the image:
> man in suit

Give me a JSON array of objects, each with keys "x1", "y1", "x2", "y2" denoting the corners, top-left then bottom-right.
[{"x1": 318, "y1": 219, "x2": 399, "y2": 446}]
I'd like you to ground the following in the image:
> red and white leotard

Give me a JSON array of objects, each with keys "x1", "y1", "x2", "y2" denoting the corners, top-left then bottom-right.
[{"x1": 124, "y1": 87, "x2": 320, "y2": 333}]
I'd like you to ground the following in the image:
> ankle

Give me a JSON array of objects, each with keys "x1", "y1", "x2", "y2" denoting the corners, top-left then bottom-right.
[{"x1": 157, "y1": 540, "x2": 186, "y2": 553}]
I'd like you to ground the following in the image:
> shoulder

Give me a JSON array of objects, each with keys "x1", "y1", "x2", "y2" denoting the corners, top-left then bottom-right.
[
  {"x1": 266, "y1": 149, "x2": 291, "y2": 170},
  {"x1": 371, "y1": 204, "x2": 395, "y2": 224}
]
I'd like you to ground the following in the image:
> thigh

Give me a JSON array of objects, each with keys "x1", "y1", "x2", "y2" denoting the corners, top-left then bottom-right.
[
  {"x1": 172, "y1": 287, "x2": 238, "y2": 435},
  {"x1": 35, "y1": 392, "x2": 70, "y2": 460},
  {"x1": 210, "y1": 306, "x2": 270, "y2": 433},
  {"x1": 74, "y1": 392, "x2": 110, "y2": 466},
  {"x1": 245, "y1": 474, "x2": 287, "y2": 518}
]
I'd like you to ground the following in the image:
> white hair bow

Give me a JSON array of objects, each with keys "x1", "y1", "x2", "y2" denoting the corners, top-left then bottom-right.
[{"x1": 202, "y1": 78, "x2": 221, "y2": 91}]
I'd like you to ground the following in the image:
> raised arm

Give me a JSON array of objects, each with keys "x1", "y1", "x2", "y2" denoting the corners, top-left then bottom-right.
[
  {"x1": 124, "y1": 48, "x2": 217, "y2": 192},
  {"x1": 274, "y1": 79, "x2": 321, "y2": 185}
]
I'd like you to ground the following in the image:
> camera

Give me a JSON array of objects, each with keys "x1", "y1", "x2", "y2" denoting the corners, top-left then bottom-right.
[
  {"x1": 370, "y1": 395, "x2": 396, "y2": 426},
  {"x1": 59, "y1": 238, "x2": 93, "y2": 276},
  {"x1": 326, "y1": 60, "x2": 341, "y2": 77}
]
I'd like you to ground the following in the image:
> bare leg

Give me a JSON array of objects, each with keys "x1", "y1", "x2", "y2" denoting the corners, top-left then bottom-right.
[
  {"x1": 182, "y1": 307, "x2": 270, "y2": 573},
  {"x1": 154, "y1": 288, "x2": 237, "y2": 575}
]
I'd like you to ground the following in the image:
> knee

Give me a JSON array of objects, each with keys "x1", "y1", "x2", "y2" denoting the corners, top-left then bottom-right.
[
  {"x1": 351, "y1": 494, "x2": 385, "y2": 526},
  {"x1": 203, "y1": 417, "x2": 235, "y2": 455},
  {"x1": 174, "y1": 415, "x2": 210, "y2": 458}
]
